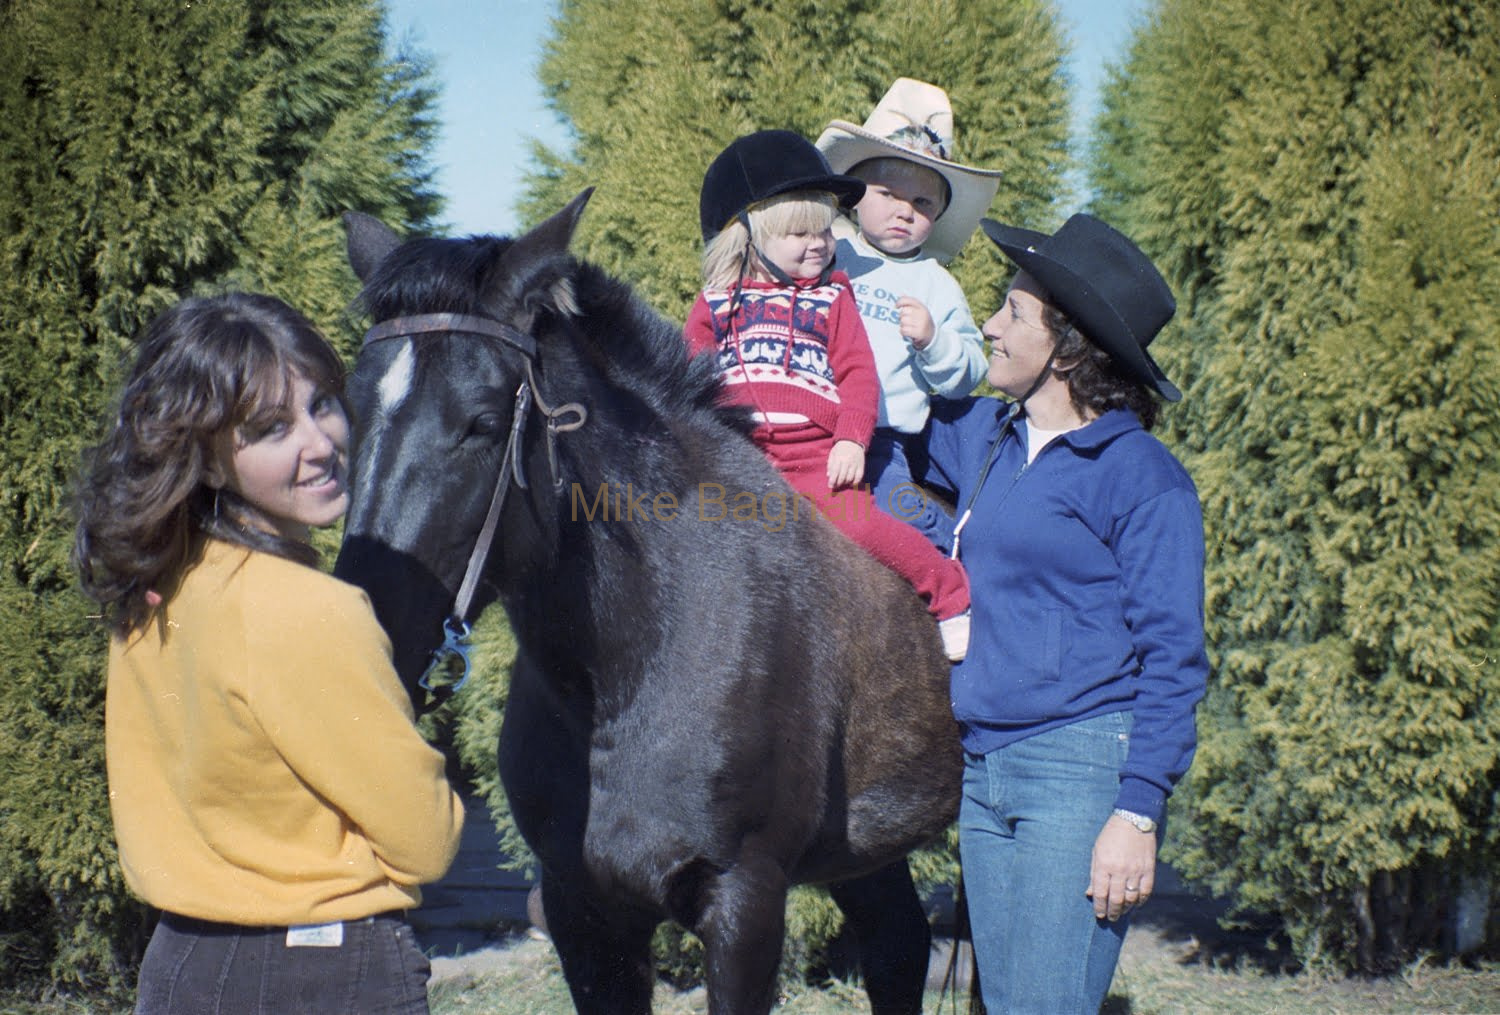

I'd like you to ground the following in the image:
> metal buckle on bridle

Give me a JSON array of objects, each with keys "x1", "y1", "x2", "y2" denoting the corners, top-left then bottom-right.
[
  {"x1": 360, "y1": 312, "x2": 586, "y2": 711},
  {"x1": 525, "y1": 359, "x2": 587, "y2": 493}
]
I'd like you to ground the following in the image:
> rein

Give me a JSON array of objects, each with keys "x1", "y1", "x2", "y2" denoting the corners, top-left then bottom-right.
[{"x1": 360, "y1": 312, "x2": 587, "y2": 711}]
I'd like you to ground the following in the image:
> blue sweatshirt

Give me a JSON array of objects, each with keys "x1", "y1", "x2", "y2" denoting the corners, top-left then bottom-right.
[{"x1": 925, "y1": 397, "x2": 1209, "y2": 822}]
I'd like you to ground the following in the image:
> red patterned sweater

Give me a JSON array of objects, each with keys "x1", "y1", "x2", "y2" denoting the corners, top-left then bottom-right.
[{"x1": 684, "y1": 273, "x2": 879, "y2": 448}]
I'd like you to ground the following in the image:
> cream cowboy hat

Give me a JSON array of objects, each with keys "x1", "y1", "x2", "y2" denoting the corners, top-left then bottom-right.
[{"x1": 815, "y1": 78, "x2": 1002, "y2": 264}]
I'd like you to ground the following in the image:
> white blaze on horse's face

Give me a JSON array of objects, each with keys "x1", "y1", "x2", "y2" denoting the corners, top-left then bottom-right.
[
  {"x1": 360, "y1": 339, "x2": 415, "y2": 479},
  {"x1": 377, "y1": 340, "x2": 416, "y2": 417}
]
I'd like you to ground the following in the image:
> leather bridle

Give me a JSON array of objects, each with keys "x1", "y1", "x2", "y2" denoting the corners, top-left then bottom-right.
[{"x1": 360, "y1": 312, "x2": 587, "y2": 709}]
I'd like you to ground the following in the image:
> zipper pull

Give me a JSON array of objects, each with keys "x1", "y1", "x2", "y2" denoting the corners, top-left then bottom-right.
[{"x1": 950, "y1": 508, "x2": 972, "y2": 560}]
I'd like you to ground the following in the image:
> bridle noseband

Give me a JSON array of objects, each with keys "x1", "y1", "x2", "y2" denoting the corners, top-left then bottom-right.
[{"x1": 360, "y1": 312, "x2": 587, "y2": 711}]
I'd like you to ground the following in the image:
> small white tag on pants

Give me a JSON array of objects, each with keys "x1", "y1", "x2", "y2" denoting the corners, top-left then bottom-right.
[{"x1": 285, "y1": 921, "x2": 344, "y2": 947}]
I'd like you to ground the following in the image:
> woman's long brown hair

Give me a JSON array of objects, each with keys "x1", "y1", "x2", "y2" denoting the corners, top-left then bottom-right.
[{"x1": 72, "y1": 293, "x2": 345, "y2": 635}]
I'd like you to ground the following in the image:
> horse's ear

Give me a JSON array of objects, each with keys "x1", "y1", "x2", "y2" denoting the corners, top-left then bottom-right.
[
  {"x1": 489, "y1": 189, "x2": 596, "y2": 326},
  {"x1": 344, "y1": 211, "x2": 402, "y2": 282},
  {"x1": 510, "y1": 188, "x2": 594, "y2": 260}
]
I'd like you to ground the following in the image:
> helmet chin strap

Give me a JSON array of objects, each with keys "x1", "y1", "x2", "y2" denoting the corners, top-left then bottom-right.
[{"x1": 738, "y1": 211, "x2": 836, "y2": 287}]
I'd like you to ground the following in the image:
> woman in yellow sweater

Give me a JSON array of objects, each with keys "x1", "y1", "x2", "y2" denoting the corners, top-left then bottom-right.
[{"x1": 73, "y1": 293, "x2": 464, "y2": 1014}]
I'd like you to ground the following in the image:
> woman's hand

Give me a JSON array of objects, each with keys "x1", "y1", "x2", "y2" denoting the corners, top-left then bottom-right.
[
  {"x1": 827, "y1": 440, "x2": 865, "y2": 491},
  {"x1": 1086, "y1": 814, "x2": 1157, "y2": 922}
]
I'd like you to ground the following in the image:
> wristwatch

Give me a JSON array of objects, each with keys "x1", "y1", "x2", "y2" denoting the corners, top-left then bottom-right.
[{"x1": 1112, "y1": 808, "x2": 1158, "y2": 834}]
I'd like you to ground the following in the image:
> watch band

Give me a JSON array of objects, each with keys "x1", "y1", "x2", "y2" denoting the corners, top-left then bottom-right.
[{"x1": 1112, "y1": 807, "x2": 1158, "y2": 833}]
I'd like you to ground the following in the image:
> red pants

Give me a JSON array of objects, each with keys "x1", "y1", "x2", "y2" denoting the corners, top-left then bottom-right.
[{"x1": 754, "y1": 425, "x2": 970, "y2": 620}]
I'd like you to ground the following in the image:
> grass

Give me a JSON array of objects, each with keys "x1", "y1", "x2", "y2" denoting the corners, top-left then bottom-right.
[
  {"x1": 5, "y1": 929, "x2": 1496, "y2": 1013},
  {"x1": 1108, "y1": 925, "x2": 1500, "y2": 1014},
  {"x1": 426, "y1": 932, "x2": 1500, "y2": 1015},
  {"x1": 428, "y1": 938, "x2": 921, "y2": 1014}
]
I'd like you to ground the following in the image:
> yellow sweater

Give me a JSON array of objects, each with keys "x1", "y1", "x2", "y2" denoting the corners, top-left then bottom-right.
[{"x1": 106, "y1": 539, "x2": 464, "y2": 926}]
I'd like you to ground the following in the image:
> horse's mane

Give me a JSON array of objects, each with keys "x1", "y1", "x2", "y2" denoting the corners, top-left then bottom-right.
[
  {"x1": 357, "y1": 233, "x2": 753, "y2": 439},
  {"x1": 355, "y1": 235, "x2": 499, "y2": 322}
]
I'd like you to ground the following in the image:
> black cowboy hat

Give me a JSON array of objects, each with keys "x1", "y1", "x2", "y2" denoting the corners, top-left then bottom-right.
[
  {"x1": 981, "y1": 214, "x2": 1180, "y2": 401},
  {"x1": 699, "y1": 129, "x2": 866, "y2": 241}
]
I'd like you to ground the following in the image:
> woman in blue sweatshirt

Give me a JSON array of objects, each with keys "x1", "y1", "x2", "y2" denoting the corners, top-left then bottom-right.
[{"x1": 922, "y1": 214, "x2": 1208, "y2": 1014}]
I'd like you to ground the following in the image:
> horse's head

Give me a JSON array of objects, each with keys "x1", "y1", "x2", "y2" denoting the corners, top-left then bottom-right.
[{"x1": 334, "y1": 191, "x2": 597, "y2": 698}]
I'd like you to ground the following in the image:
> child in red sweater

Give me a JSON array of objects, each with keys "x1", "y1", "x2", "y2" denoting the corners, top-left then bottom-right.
[{"x1": 686, "y1": 130, "x2": 970, "y2": 660}]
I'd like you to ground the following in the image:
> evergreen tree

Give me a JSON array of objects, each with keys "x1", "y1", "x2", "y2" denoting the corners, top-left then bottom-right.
[
  {"x1": 0, "y1": 0, "x2": 439, "y2": 990},
  {"x1": 1091, "y1": 0, "x2": 1500, "y2": 971},
  {"x1": 518, "y1": 0, "x2": 1070, "y2": 322}
]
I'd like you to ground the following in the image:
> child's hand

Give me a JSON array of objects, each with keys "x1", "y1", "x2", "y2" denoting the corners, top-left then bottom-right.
[
  {"x1": 827, "y1": 440, "x2": 866, "y2": 491},
  {"x1": 897, "y1": 296, "x2": 936, "y2": 350}
]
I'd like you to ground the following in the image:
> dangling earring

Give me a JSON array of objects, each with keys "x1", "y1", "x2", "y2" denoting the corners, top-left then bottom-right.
[{"x1": 213, "y1": 488, "x2": 221, "y2": 522}]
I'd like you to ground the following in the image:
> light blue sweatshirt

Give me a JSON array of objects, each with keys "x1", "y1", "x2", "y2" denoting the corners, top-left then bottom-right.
[{"x1": 835, "y1": 234, "x2": 986, "y2": 433}]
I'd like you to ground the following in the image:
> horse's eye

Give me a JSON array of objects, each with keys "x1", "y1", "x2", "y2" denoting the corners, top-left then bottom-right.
[{"x1": 467, "y1": 412, "x2": 506, "y2": 438}]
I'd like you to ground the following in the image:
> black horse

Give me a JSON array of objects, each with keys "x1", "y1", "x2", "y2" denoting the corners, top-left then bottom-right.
[{"x1": 335, "y1": 192, "x2": 960, "y2": 1013}]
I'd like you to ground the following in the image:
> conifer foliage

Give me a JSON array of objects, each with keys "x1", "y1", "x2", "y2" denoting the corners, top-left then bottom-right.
[
  {"x1": 519, "y1": 0, "x2": 1070, "y2": 322},
  {"x1": 0, "y1": 0, "x2": 438, "y2": 990},
  {"x1": 1091, "y1": 0, "x2": 1500, "y2": 971}
]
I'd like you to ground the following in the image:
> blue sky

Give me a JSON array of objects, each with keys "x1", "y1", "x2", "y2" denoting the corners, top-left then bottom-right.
[{"x1": 383, "y1": 0, "x2": 1146, "y2": 236}]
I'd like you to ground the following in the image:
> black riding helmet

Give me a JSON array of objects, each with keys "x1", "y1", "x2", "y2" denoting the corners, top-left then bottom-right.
[{"x1": 698, "y1": 129, "x2": 866, "y2": 242}]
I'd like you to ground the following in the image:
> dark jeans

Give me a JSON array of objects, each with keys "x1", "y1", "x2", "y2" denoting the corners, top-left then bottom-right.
[{"x1": 136, "y1": 912, "x2": 430, "y2": 1015}]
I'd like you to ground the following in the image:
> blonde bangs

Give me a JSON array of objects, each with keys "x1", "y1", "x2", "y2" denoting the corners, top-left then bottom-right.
[{"x1": 748, "y1": 192, "x2": 837, "y2": 244}]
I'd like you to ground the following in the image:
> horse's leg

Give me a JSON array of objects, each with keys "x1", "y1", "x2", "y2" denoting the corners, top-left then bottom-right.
[
  {"x1": 539, "y1": 871, "x2": 657, "y2": 1014},
  {"x1": 827, "y1": 860, "x2": 931, "y2": 1015},
  {"x1": 685, "y1": 854, "x2": 789, "y2": 1015},
  {"x1": 498, "y1": 652, "x2": 655, "y2": 1013}
]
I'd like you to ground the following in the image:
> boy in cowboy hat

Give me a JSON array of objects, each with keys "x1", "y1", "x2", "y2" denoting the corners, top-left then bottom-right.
[{"x1": 815, "y1": 79, "x2": 1003, "y2": 551}]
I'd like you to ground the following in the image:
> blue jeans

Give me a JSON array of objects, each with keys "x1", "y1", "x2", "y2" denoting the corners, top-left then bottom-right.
[
  {"x1": 868, "y1": 427, "x2": 956, "y2": 554},
  {"x1": 959, "y1": 712, "x2": 1135, "y2": 1014},
  {"x1": 135, "y1": 912, "x2": 430, "y2": 1014}
]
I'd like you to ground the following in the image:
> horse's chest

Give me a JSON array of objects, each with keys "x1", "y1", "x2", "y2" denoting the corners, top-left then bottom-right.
[{"x1": 579, "y1": 737, "x2": 723, "y2": 901}]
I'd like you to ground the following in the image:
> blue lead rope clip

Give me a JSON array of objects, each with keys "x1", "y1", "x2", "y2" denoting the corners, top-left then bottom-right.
[{"x1": 418, "y1": 615, "x2": 473, "y2": 695}]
